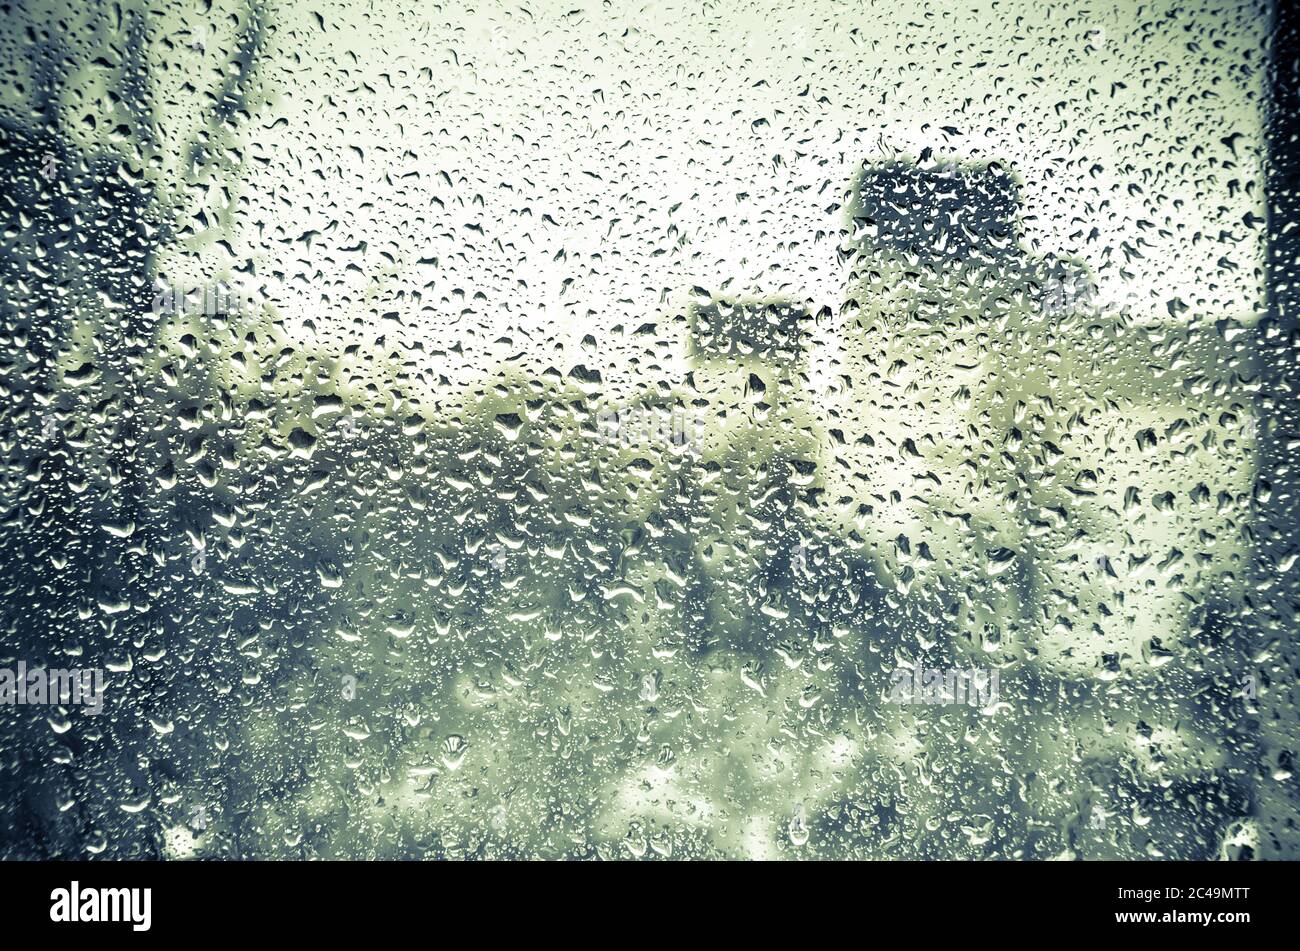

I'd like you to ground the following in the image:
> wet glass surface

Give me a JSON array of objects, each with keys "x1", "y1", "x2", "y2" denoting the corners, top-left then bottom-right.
[{"x1": 0, "y1": 0, "x2": 1294, "y2": 859}]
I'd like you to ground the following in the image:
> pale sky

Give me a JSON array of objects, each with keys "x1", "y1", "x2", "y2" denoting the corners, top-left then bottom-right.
[{"x1": 4, "y1": 0, "x2": 1271, "y2": 386}]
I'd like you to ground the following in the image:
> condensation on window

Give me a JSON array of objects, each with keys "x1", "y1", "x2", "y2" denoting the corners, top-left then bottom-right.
[{"x1": 0, "y1": 0, "x2": 1293, "y2": 860}]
